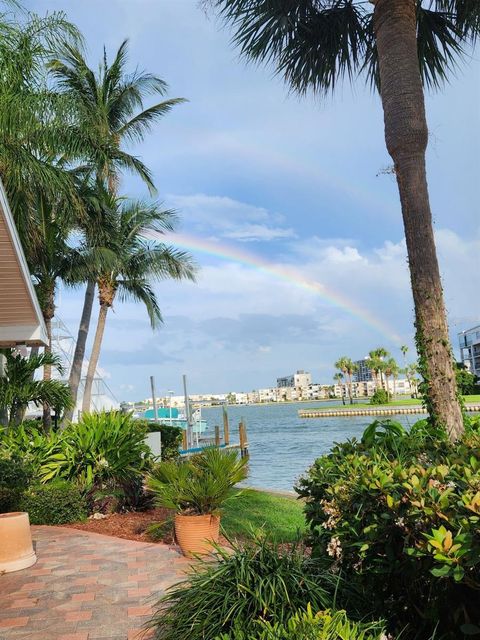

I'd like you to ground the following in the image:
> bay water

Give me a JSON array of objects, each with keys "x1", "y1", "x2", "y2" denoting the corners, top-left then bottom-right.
[{"x1": 202, "y1": 401, "x2": 424, "y2": 492}]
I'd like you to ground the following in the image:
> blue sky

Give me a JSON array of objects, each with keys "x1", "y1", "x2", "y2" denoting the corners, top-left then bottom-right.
[{"x1": 29, "y1": 0, "x2": 480, "y2": 400}]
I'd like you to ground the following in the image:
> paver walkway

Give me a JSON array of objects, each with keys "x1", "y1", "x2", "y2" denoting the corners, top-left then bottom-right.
[{"x1": 0, "y1": 526, "x2": 192, "y2": 640}]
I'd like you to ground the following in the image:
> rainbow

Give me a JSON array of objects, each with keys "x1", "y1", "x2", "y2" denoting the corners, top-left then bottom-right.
[{"x1": 152, "y1": 231, "x2": 402, "y2": 345}]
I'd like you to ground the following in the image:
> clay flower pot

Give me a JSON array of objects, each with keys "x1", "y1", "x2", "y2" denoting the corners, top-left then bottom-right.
[
  {"x1": 0, "y1": 512, "x2": 37, "y2": 573},
  {"x1": 174, "y1": 513, "x2": 220, "y2": 558}
]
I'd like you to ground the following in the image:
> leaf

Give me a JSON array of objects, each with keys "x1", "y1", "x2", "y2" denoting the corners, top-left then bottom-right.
[
  {"x1": 431, "y1": 565, "x2": 451, "y2": 577},
  {"x1": 460, "y1": 624, "x2": 480, "y2": 636}
]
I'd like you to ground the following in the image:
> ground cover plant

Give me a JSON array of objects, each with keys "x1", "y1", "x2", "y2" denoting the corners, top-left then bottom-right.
[
  {"x1": 18, "y1": 480, "x2": 87, "y2": 525},
  {"x1": 148, "y1": 536, "x2": 340, "y2": 640},
  {"x1": 296, "y1": 418, "x2": 480, "y2": 639}
]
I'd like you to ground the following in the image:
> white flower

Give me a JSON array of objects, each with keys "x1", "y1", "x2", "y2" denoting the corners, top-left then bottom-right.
[{"x1": 326, "y1": 536, "x2": 343, "y2": 560}]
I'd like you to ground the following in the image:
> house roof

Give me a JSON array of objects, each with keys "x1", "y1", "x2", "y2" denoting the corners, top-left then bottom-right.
[{"x1": 0, "y1": 179, "x2": 48, "y2": 347}]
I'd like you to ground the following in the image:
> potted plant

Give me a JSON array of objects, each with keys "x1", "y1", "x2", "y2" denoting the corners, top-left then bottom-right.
[{"x1": 145, "y1": 447, "x2": 248, "y2": 557}]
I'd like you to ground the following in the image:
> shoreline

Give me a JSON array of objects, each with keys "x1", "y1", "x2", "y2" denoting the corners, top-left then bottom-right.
[{"x1": 299, "y1": 404, "x2": 480, "y2": 418}]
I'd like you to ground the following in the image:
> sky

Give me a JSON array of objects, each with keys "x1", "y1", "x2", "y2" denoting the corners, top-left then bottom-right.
[{"x1": 28, "y1": 0, "x2": 480, "y2": 401}]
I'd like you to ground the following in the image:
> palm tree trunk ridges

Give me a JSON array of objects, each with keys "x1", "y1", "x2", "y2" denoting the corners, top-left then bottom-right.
[
  {"x1": 82, "y1": 303, "x2": 109, "y2": 414},
  {"x1": 373, "y1": 0, "x2": 463, "y2": 440}
]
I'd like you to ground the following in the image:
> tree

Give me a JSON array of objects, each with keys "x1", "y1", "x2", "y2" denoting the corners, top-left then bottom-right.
[
  {"x1": 81, "y1": 201, "x2": 196, "y2": 413},
  {"x1": 0, "y1": 350, "x2": 72, "y2": 429},
  {"x1": 335, "y1": 357, "x2": 357, "y2": 405},
  {"x1": 384, "y1": 357, "x2": 400, "y2": 400},
  {"x1": 455, "y1": 363, "x2": 478, "y2": 396},
  {"x1": 333, "y1": 372, "x2": 345, "y2": 405},
  {"x1": 49, "y1": 40, "x2": 186, "y2": 422},
  {"x1": 367, "y1": 348, "x2": 389, "y2": 391},
  {"x1": 405, "y1": 363, "x2": 419, "y2": 399},
  {"x1": 400, "y1": 345, "x2": 409, "y2": 369},
  {"x1": 206, "y1": 0, "x2": 480, "y2": 440}
]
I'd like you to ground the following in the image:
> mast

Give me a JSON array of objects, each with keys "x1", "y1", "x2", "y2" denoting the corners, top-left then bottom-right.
[{"x1": 182, "y1": 374, "x2": 193, "y2": 449}]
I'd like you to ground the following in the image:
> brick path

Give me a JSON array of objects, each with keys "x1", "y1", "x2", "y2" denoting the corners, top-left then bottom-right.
[{"x1": 0, "y1": 526, "x2": 192, "y2": 640}]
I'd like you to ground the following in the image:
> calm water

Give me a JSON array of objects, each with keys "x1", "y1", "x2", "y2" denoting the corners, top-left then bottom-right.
[{"x1": 202, "y1": 402, "x2": 424, "y2": 491}]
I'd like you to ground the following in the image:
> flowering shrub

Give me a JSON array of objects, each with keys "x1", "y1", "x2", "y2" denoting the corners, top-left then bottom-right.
[{"x1": 296, "y1": 419, "x2": 480, "y2": 639}]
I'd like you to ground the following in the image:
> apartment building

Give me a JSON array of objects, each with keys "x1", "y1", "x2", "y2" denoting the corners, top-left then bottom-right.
[{"x1": 459, "y1": 325, "x2": 480, "y2": 378}]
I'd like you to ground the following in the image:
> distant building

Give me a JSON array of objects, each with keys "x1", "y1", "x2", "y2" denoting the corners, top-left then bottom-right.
[
  {"x1": 277, "y1": 370, "x2": 312, "y2": 389},
  {"x1": 353, "y1": 359, "x2": 373, "y2": 382},
  {"x1": 459, "y1": 325, "x2": 480, "y2": 378}
]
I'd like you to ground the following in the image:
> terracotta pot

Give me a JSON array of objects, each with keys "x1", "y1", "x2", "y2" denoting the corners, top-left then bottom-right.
[
  {"x1": 174, "y1": 513, "x2": 220, "y2": 558},
  {"x1": 0, "y1": 512, "x2": 37, "y2": 573}
]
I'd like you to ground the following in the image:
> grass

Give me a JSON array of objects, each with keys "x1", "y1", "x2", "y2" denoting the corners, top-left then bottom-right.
[
  {"x1": 305, "y1": 394, "x2": 480, "y2": 411},
  {"x1": 221, "y1": 488, "x2": 305, "y2": 543}
]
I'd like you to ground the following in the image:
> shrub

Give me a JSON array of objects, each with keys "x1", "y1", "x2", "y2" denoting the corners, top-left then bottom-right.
[
  {"x1": 369, "y1": 388, "x2": 389, "y2": 405},
  {"x1": 139, "y1": 419, "x2": 183, "y2": 460},
  {"x1": 18, "y1": 480, "x2": 87, "y2": 524},
  {"x1": 148, "y1": 537, "x2": 338, "y2": 640},
  {"x1": 216, "y1": 605, "x2": 386, "y2": 640},
  {"x1": 296, "y1": 419, "x2": 480, "y2": 639},
  {"x1": 40, "y1": 411, "x2": 152, "y2": 490},
  {"x1": 0, "y1": 450, "x2": 33, "y2": 512},
  {"x1": 0, "y1": 423, "x2": 63, "y2": 477}
]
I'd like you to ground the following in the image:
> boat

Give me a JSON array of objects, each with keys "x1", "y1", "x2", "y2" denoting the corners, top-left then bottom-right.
[{"x1": 141, "y1": 406, "x2": 208, "y2": 435}]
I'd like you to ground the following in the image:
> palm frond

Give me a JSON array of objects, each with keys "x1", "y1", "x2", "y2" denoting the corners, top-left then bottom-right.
[
  {"x1": 117, "y1": 98, "x2": 187, "y2": 144},
  {"x1": 116, "y1": 279, "x2": 163, "y2": 329}
]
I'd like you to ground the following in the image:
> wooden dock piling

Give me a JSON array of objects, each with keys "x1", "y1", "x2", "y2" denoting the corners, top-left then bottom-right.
[
  {"x1": 223, "y1": 406, "x2": 230, "y2": 446},
  {"x1": 215, "y1": 425, "x2": 221, "y2": 447},
  {"x1": 239, "y1": 419, "x2": 249, "y2": 458}
]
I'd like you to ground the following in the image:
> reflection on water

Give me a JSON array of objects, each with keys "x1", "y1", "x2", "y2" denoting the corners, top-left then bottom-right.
[{"x1": 202, "y1": 401, "x2": 424, "y2": 491}]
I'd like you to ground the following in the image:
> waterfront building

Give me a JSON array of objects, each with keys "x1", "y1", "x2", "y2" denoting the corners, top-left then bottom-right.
[
  {"x1": 459, "y1": 325, "x2": 480, "y2": 378},
  {"x1": 276, "y1": 370, "x2": 312, "y2": 389},
  {"x1": 353, "y1": 359, "x2": 373, "y2": 382}
]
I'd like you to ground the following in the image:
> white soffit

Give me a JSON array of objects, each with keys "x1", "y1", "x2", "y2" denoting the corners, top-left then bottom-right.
[{"x1": 0, "y1": 179, "x2": 48, "y2": 347}]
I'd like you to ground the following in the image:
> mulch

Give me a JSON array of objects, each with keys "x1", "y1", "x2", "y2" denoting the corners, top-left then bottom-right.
[{"x1": 63, "y1": 507, "x2": 175, "y2": 544}]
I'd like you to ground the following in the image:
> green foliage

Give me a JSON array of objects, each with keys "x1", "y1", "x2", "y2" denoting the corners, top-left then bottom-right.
[
  {"x1": 296, "y1": 419, "x2": 480, "y2": 639},
  {"x1": 216, "y1": 605, "x2": 386, "y2": 640},
  {"x1": 0, "y1": 349, "x2": 73, "y2": 427},
  {"x1": 40, "y1": 411, "x2": 151, "y2": 490},
  {"x1": 139, "y1": 420, "x2": 183, "y2": 460},
  {"x1": 0, "y1": 423, "x2": 64, "y2": 476},
  {"x1": 369, "y1": 388, "x2": 389, "y2": 405},
  {"x1": 455, "y1": 363, "x2": 479, "y2": 395},
  {"x1": 0, "y1": 450, "x2": 33, "y2": 512},
  {"x1": 148, "y1": 537, "x2": 338, "y2": 640},
  {"x1": 146, "y1": 447, "x2": 248, "y2": 515},
  {"x1": 18, "y1": 480, "x2": 87, "y2": 525}
]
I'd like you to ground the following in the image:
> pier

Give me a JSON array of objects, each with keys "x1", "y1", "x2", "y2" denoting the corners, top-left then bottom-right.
[
  {"x1": 299, "y1": 404, "x2": 480, "y2": 418},
  {"x1": 180, "y1": 409, "x2": 249, "y2": 457}
]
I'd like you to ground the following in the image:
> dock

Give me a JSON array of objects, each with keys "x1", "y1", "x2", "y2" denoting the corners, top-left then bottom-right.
[
  {"x1": 299, "y1": 404, "x2": 480, "y2": 418},
  {"x1": 180, "y1": 409, "x2": 249, "y2": 457}
]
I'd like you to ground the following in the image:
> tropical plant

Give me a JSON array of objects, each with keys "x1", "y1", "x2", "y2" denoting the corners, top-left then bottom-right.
[
  {"x1": 216, "y1": 605, "x2": 386, "y2": 640},
  {"x1": 335, "y1": 357, "x2": 358, "y2": 405},
  {"x1": 49, "y1": 41, "x2": 186, "y2": 419},
  {"x1": 333, "y1": 372, "x2": 345, "y2": 406},
  {"x1": 147, "y1": 536, "x2": 338, "y2": 640},
  {"x1": 18, "y1": 479, "x2": 87, "y2": 525},
  {"x1": 40, "y1": 411, "x2": 151, "y2": 490},
  {"x1": 0, "y1": 349, "x2": 72, "y2": 428},
  {"x1": 405, "y1": 362, "x2": 420, "y2": 398},
  {"x1": 146, "y1": 447, "x2": 248, "y2": 515},
  {"x1": 81, "y1": 201, "x2": 196, "y2": 413},
  {"x1": 206, "y1": 0, "x2": 480, "y2": 441},
  {"x1": 368, "y1": 388, "x2": 389, "y2": 406},
  {"x1": 455, "y1": 362, "x2": 478, "y2": 395},
  {"x1": 383, "y1": 357, "x2": 399, "y2": 400},
  {"x1": 0, "y1": 450, "x2": 33, "y2": 512},
  {"x1": 366, "y1": 348, "x2": 389, "y2": 391},
  {"x1": 296, "y1": 419, "x2": 480, "y2": 638}
]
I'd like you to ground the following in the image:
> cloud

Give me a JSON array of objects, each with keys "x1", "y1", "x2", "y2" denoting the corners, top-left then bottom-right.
[{"x1": 167, "y1": 193, "x2": 296, "y2": 242}]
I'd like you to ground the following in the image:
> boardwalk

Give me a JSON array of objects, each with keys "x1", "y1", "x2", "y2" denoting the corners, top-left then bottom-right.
[{"x1": 0, "y1": 526, "x2": 191, "y2": 640}]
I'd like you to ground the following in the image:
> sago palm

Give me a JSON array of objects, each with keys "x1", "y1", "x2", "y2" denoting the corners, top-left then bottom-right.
[
  {"x1": 207, "y1": 0, "x2": 480, "y2": 440},
  {"x1": 81, "y1": 200, "x2": 196, "y2": 413},
  {"x1": 49, "y1": 40, "x2": 186, "y2": 421}
]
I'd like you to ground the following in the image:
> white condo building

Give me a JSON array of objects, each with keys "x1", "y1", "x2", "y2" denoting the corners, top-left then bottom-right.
[{"x1": 459, "y1": 325, "x2": 480, "y2": 378}]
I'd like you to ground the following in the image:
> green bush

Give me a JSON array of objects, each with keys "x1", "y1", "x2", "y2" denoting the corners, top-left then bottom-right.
[
  {"x1": 0, "y1": 423, "x2": 63, "y2": 477},
  {"x1": 296, "y1": 419, "x2": 480, "y2": 639},
  {"x1": 40, "y1": 411, "x2": 152, "y2": 489},
  {"x1": 216, "y1": 605, "x2": 386, "y2": 640},
  {"x1": 139, "y1": 419, "x2": 183, "y2": 460},
  {"x1": 148, "y1": 537, "x2": 338, "y2": 640},
  {"x1": 369, "y1": 388, "x2": 389, "y2": 405},
  {"x1": 0, "y1": 450, "x2": 33, "y2": 512},
  {"x1": 18, "y1": 480, "x2": 87, "y2": 524}
]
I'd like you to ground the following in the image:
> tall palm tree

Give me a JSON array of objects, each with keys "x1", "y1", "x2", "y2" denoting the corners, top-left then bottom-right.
[
  {"x1": 384, "y1": 357, "x2": 400, "y2": 401},
  {"x1": 81, "y1": 200, "x2": 196, "y2": 413},
  {"x1": 207, "y1": 0, "x2": 480, "y2": 441},
  {"x1": 333, "y1": 370, "x2": 346, "y2": 406},
  {"x1": 367, "y1": 348, "x2": 389, "y2": 391},
  {"x1": 49, "y1": 40, "x2": 186, "y2": 421},
  {"x1": 335, "y1": 357, "x2": 357, "y2": 405}
]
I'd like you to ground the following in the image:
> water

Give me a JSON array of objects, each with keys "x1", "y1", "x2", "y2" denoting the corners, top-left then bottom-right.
[{"x1": 202, "y1": 401, "x2": 424, "y2": 492}]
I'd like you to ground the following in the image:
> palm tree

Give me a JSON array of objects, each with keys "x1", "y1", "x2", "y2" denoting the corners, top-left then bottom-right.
[
  {"x1": 406, "y1": 363, "x2": 420, "y2": 399},
  {"x1": 400, "y1": 345, "x2": 409, "y2": 369},
  {"x1": 206, "y1": 1, "x2": 479, "y2": 440},
  {"x1": 367, "y1": 348, "x2": 389, "y2": 391},
  {"x1": 81, "y1": 200, "x2": 196, "y2": 413},
  {"x1": 335, "y1": 357, "x2": 357, "y2": 405},
  {"x1": 49, "y1": 40, "x2": 186, "y2": 420},
  {"x1": 0, "y1": 350, "x2": 72, "y2": 429},
  {"x1": 384, "y1": 357, "x2": 400, "y2": 401},
  {"x1": 333, "y1": 371, "x2": 345, "y2": 406}
]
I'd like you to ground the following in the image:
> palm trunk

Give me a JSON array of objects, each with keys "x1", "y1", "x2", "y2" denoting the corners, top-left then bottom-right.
[
  {"x1": 373, "y1": 0, "x2": 463, "y2": 441},
  {"x1": 63, "y1": 280, "x2": 96, "y2": 425},
  {"x1": 82, "y1": 303, "x2": 108, "y2": 414}
]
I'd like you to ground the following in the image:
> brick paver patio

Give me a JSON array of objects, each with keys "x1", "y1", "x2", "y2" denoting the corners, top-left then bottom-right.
[{"x1": 0, "y1": 526, "x2": 192, "y2": 640}]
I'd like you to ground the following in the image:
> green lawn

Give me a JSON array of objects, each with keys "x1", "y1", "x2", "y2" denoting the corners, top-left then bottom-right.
[
  {"x1": 306, "y1": 395, "x2": 480, "y2": 412},
  {"x1": 221, "y1": 488, "x2": 306, "y2": 543}
]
